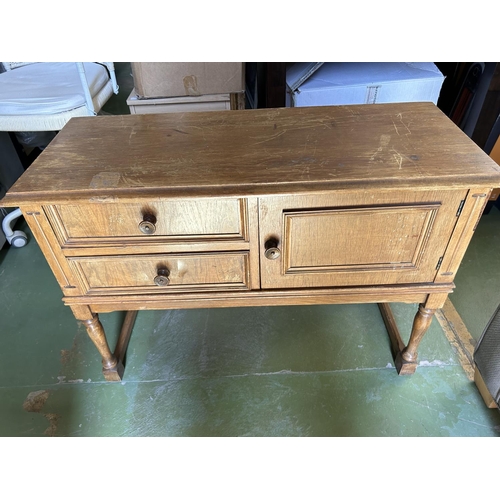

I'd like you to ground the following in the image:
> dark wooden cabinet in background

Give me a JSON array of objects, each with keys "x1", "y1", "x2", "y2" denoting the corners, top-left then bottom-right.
[{"x1": 245, "y1": 62, "x2": 287, "y2": 109}]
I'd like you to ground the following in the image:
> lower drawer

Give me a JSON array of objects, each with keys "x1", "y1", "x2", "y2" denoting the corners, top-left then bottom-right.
[{"x1": 68, "y1": 252, "x2": 250, "y2": 294}]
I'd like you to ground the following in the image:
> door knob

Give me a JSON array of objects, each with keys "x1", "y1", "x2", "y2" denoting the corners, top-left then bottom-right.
[
  {"x1": 139, "y1": 213, "x2": 157, "y2": 234},
  {"x1": 154, "y1": 268, "x2": 170, "y2": 286},
  {"x1": 264, "y1": 238, "x2": 281, "y2": 260}
]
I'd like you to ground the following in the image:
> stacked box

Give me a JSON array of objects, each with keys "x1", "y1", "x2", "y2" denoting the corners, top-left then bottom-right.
[
  {"x1": 128, "y1": 62, "x2": 245, "y2": 114},
  {"x1": 286, "y1": 62, "x2": 445, "y2": 107}
]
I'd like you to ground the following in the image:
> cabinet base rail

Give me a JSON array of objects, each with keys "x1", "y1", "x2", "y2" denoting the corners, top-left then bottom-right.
[{"x1": 71, "y1": 287, "x2": 450, "y2": 381}]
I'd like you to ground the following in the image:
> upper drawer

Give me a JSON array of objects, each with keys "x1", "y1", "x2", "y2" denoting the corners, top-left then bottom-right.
[{"x1": 45, "y1": 198, "x2": 247, "y2": 246}]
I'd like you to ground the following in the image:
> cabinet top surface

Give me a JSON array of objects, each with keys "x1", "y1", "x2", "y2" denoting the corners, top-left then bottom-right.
[{"x1": 4, "y1": 102, "x2": 500, "y2": 204}]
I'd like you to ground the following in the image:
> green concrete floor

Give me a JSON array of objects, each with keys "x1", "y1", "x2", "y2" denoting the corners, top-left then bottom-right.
[{"x1": 1, "y1": 63, "x2": 500, "y2": 436}]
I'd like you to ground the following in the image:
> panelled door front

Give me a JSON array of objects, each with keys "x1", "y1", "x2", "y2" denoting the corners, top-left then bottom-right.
[{"x1": 259, "y1": 190, "x2": 467, "y2": 289}]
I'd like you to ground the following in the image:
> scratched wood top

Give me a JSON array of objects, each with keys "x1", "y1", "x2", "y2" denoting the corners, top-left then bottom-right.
[{"x1": 4, "y1": 102, "x2": 500, "y2": 204}]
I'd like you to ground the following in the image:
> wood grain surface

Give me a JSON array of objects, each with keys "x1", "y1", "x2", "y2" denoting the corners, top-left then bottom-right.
[{"x1": 3, "y1": 102, "x2": 500, "y2": 205}]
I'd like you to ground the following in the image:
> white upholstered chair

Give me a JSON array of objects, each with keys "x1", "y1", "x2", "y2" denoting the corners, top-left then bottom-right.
[{"x1": 0, "y1": 62, "x2": 119, "y2": 247}]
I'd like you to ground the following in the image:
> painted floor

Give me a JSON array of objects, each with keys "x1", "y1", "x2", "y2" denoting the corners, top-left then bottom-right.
[{"x1": 1, "y1": 63, "x2": 499, "y2": 437}]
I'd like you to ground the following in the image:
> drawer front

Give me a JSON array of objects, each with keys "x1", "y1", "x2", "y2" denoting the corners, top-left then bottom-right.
[
  {"x1": 259, "y1": 190, "x2": 467, "y2": 289},
  {"x1": 46, "y1": 198, "x2": 246, "y2": 245},
  {"x1": 68, "y1": 252, "x2": 250, "y2": 294}
]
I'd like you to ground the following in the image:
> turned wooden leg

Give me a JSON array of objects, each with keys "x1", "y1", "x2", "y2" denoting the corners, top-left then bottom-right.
[
  {"x1": 83, "y1": 314, "x2": 124, "y2": 381},
  {"x1": 378, "y1": 300, "x2": 440, "y2": 376},
  {"x1": 397, "y1": 305, "x2": 436, "y2": 375},
  {"x1": 70, "y1": 305, "x2": 137, "y2": 381}
]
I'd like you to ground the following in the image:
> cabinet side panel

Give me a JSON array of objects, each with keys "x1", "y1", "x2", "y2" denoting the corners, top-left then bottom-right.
[
  {"x1": 22, "y1": 206, "x2": 83, "y2": 296},
  {"x1": 435, "y1": 189, "x2": 491, "y2": 283}
]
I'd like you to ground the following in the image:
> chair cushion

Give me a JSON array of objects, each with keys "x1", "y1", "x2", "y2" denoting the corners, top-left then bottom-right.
[{"x1": 0, "y1": 62, "x2": 109, "y2": 115}]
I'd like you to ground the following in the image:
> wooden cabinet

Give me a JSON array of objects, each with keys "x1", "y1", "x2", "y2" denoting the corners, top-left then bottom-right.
[{"x1": 2, "y1": 103, "x2": 500, "y2": 381}]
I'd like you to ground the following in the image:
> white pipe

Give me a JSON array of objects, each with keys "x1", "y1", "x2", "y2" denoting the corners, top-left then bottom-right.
[{"x1": 2, "y1": 208, "x2": 27, "y2": 247}]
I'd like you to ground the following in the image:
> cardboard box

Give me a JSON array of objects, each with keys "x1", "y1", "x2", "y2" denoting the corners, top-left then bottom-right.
[
  {"x1": 127, "y1": 91, "x2": 231, "y2": 114},
  {"x1": 286, "y1": 62, "x2": 445, "y2": 107},
  {"x1": 127, "y1": 90, "x2": 245, "y2": 114},
  {"x1": 131, "y1": 62, "x2": 245, "y2": 99}
]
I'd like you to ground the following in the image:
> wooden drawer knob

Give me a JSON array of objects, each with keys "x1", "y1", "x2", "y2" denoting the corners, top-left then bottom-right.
[
  {"x1": 264, "y1": 238, "x2": 281, "y2": 260},
  {"x1": 154, "y1": 268, "x2": 170, "y2": 286},
  {"x1": 139, "y1": 213, "x2": 157, "y2": 235}
]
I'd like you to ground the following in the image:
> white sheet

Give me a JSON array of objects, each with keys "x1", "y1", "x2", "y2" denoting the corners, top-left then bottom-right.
[{"x1": 0, "y1": 62, "x2": 109, "y2": 115}]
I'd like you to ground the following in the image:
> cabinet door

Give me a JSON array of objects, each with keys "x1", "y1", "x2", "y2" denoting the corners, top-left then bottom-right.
[{"x1": 259, "y1": 190, "x2": 467, "y2": 289}]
